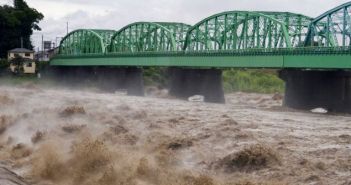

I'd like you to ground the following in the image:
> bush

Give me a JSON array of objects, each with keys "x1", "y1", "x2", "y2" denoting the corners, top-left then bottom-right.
[
  {"x1": 0, "y1": 59, "x2": 9, "y2": 75},
  {"x1": 0, "y1": 59, "x2": 9, "y2": 68},
  {"x1": 143, "y1": 67, "x2": 169, "y2": 87},
  {"x1": 223, "y1": 69, "x2": 284, "y2": 94}
]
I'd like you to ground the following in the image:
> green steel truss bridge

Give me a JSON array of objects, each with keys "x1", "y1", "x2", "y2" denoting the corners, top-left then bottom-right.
[{"x1": 51, "y1": 2, "x2": 351, "y2": 69}]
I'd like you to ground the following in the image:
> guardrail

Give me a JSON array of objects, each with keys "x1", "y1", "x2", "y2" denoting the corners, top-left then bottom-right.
[{"x1": 55, "y1": 46, "x2": 351, "y2": 59}]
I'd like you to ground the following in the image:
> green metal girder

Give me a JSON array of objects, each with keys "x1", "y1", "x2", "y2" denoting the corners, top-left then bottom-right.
[
  {"x1": 50, "y1": 53, "x2": 351, "y2": 69},
  {"x1": 183, "y1": 11, "x2": 313, "y2": 51},
  {"x1": 306, "y1": 2, "x2": 351, "y2": 47},
  {"x1": 52, "y1": 46, "x2": 351, "y2": 69},
  {"x1": 53, "y1": 3, "x2": 351, "y2": 70},
  {"x1": 59, "y1": 29, "x2": 116, "y2": 55},
  {"x1": 109, "y1": 22, "x2": 191, "y2": 53}
]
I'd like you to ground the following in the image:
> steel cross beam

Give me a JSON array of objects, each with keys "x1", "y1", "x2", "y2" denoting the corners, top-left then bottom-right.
[
  {"x1": 59, "y1": 29, "x2": 116, "y2": 55},
  {"x1": 305, "y1": 2, "x2": 351, "y2": 47},
  {"x1": 109, "y1": 22, "x2": 191, "y2": 53},
  {"x1": 183, "y1": 11, "x2": 312, "y2": 51}
]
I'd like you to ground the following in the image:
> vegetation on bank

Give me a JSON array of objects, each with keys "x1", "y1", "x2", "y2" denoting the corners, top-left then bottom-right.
[
  {"x1": 143, "y1": 68, "x2": 284, "y2": 94},
  {"x1": 0, "y1": 59, "x2": 9, "y2": 67},
  {"x1": 0, "y1": 59, "x2": 9, "y2": 75},
  {"x1": 222, "y1": 69, "x2": 284, "y2": 94},
  {"x1": 0, "y1": 75, "x2": 39, "y2": 85},
  {"x1": 143, "y1": 67, "x2": 169, "y2": 88},
  {"x1": 0, "y1": 66, "x2": 284, "y2": 94},
  {"x1": 0, "y1": 61, "x2": 50, "y2": 86}
]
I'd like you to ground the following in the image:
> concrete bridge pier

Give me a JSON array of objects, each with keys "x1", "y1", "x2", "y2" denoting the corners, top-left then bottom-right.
[
  {"x1": 48, "y1": 66, "x2": 74, "y2": 86},
  {"x1": 51, "y1": 66, "x2": 94, "y2": 87},
  {"x1": 94, "y1": 67, "x2": 126, "y2": 92},
  {"x1": 169, "y1": 68, "x2": 225, "y2": 103},
  {"x1": 94, "y1": 67, "x2": 144, "y2": 96},
  {"x1": 125, "y1": 67, "x2": 145, "y2": 96},
  {"x1": 279, "y1": 69, "x2": 351, "y2": 113},
  {"x1": 70, "y1": 67, "x2": 95, "y2": 86}
]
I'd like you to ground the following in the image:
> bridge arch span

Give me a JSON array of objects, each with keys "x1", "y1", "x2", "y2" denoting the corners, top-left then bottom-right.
[
  {"x1": 183, "y1": 11, "x2": 312, "y2": 51},
  {"x1": 306, "y1": 2, "x2": 351, "y2": 47},
  {"x1": 59, "y1": 29, "x2": 116, "y2": 55},
  {"x1": 109, "y1": 22, "x2": 191, "y2": 53}
]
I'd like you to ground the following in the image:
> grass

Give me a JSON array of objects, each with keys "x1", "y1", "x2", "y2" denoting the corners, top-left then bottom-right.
[{"x1": 223, "y1": 69, "x2": 284, "y2": 94}]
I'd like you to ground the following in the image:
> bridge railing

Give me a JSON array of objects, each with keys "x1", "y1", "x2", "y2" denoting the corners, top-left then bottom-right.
[{"x1": 55, "y1": 46, "x2": 351, "y2": 58}]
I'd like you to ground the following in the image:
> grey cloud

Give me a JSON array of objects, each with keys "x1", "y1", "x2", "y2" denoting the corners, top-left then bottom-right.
[{"x1": 29, "y1": 0, "x2": 351, "y2": 49}]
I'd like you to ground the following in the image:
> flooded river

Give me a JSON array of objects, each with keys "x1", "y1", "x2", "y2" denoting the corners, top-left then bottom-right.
[{"x1": 0, "y1": 85, "x2": 350, "y2": 185}]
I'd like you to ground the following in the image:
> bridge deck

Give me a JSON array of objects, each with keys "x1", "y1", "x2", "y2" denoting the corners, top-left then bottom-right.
[{"x1": 50, "y1": 47, "x2": 351, "y2": 69}]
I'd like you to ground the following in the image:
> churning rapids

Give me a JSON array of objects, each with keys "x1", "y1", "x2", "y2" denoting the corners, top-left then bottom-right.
[{"x1": 0, "y1": 84, "x2": 350, "y2": 185}]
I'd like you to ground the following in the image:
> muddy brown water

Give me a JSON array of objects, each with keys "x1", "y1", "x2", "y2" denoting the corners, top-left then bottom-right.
[{"x1": 0, "y1": 85, "x2": 350, "y2": 185}]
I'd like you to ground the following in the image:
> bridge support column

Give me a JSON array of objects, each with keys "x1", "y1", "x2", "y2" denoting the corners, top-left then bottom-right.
[
  {"x1": 50, "y1": 66, "x2": 73, "y2": 86},
  {"x1": 279, "y1": 69, "x2": 351, "y2": 113},
  {"x1": 169, "y1": 68, "x2": 225, "y2": 103},
  {"x1": 94, "y1": 67, "x2": 144, "y2": 96},
  {"x1": 125, "y1": 67, "x2": 145, "y2": 96},
  {"x1": 95, "y1": 67, "x2": 127, "y2": 92}
]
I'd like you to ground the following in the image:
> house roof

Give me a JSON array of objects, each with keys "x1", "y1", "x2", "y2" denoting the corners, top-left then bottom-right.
[{"x1": 8, "y1": 48, "x2": 34, "y2": 53}]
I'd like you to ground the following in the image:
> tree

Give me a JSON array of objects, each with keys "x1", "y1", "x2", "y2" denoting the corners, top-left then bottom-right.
[{"x1": 0, "y1": 0, "x2": 43, "y2": 58}]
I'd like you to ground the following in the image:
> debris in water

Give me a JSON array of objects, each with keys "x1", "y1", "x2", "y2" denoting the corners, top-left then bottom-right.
[
  {"x1": 188, "y1": 95, "x2": 204, "y2": 102},
  {"x1": 311, "y1": 108, "x2": 328, "y2": 114}
]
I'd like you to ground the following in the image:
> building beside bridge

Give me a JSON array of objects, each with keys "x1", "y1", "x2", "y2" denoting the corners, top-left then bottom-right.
[{"x1": 7, "y1": 48, "x2": 36, "y2": 74}]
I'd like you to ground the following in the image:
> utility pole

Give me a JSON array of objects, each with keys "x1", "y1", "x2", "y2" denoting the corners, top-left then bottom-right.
[
  {"x1": 66, "y1": 22, "x2": 69, "y2": 35},
  {"x1": 20, "y1": 37, "x2": 23, "y2": 48},
  {"x1": 41, "y1": 35, "x2": 44, "y2": 62},
  {"x1": 56, "y1": 37, "x2": 62, "y2": 48}
]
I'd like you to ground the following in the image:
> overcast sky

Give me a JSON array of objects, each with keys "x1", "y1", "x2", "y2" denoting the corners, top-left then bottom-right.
[{"x1": 1, "y1": 0, "x2": 350, "y2": 50}]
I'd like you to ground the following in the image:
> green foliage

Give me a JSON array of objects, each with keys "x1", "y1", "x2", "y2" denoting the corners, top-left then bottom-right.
[
  {"x1": 223, "y1": 69, "x2": 284, "y2": 94},
  {"x1": 0, "y1": 0, "x2": 44, "y2": 58},
  {"x1": 143, "y1": 67, "x2": 284, "y2": 94},
  {"x1": 143, "y1": 67, "x2": 169, "y2": 87},
  {"x1": 0, "y1": 59, "x2": 9, "y2": 76},
  {"x1": 0, "y1": 75, "x2": 39, "y2": 85},
  {"x1": 0, "y1": 59, "x2": 9, "y2": 68}
]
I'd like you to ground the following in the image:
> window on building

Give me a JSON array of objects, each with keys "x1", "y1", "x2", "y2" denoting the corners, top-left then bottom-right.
[
  {"x1": 27, "y1": 62, "x2": 32, "y2": 67},
  {"x1": 25, "y1": 53, "x2": 31, "y2": 57}
]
